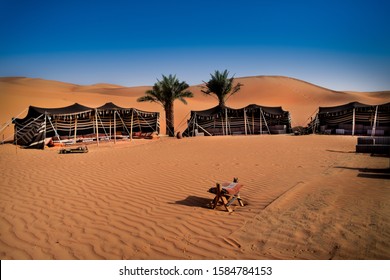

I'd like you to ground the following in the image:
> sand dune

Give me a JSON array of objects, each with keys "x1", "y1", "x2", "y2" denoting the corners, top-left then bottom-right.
[
  {"x1": 1, "y1": 76, "x2": 389, "y2": 139},
  {"x1": 0, "y1": 76, "x2": 389, "y2": 260}
]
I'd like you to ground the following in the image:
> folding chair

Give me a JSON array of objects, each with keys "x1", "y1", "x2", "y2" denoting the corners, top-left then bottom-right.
[{"x1": 208, "y1": 178, "x2": 244, "y2": 212}]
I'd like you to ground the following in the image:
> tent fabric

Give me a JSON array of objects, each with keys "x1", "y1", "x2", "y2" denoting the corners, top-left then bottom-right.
[
  {"x1": 312, "y1": 102, "x2": 390, "y2": 136},
  {"x1": 19, "y1": 103, "x2": 94, "y2": 120},
  {"x1": 183, "y1": 104, "x2": 291, "y2": 136},
  {"x1": 13, "y1": 103, "x2": 160, "y2": 149},
  {"x1": 318, "y1": 102, "x2": 372, "y2": 114},
  {"x1": 14, "y1": 114, "x2": 46, "y2": 149}
]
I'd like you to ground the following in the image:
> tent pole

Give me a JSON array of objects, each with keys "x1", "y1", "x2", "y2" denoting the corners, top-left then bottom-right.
[
  {"x1": 47, "y1": 115, "x2": 62, "y2": 144},
  {"x1": 196, "y1": 123, "x2": 212, "y2": 136},
  {"x1": 114, "y1": 110, "x2": 117, "y2": 144},
  {"x1": 261, "y1": 109, "x2": 270, "y2": 134},
  {"x1": 109, "y1": 116, "x2": 112, "y2": 141},
  {"x1": 225, "y1": 108, "x2": 228, "y2": 135},
  {"x1": 259, "y1": 109, "x2": 262, "y2": 135},
  {"x1": 130, "y1": 109, "x2": 134, "y2": 141},
  {"x1": 371, "y1": 105, "x2": 378, "y2": 136},
  {"x1": 43, "y1": 112, "x2": 47, "y2": 150},
  {"x1": 193, "y1": 113, "x2": 196, "y2": 136},
  {"x1": 244, "y1": 108, "x2": 247, "y2": 136},
  {"x1": 156, "y1": 113, "x2": 160, "y2": 135},
  {"x1": 74, "y1": 116, "x2": 78, "y2": 143},
  {"x1": 95, "y1": 110, "x2": 99, "y2": 146},
  {"x1": 352, "y1": 107, "x2": 356, "y2": 136}
]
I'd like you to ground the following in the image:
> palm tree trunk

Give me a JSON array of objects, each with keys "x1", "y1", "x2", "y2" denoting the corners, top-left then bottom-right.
[
  {"x1": 165, "y1": 103, "x2": 175, "y2": 137},
  {"x1": 218, "y1": 97, "x2": 225, "y2": 108}
]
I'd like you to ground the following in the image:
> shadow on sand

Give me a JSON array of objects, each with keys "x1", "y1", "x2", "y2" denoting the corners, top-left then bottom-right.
[
  {"x1": 326, "y1": 149, "x2": 356, "y2": 154},
  {"x1": 172, "y1": 196, "x2": 211, "y2": 209},
  {"x1": 335, "y1": 166, "x2": 390, "y2": 180}
]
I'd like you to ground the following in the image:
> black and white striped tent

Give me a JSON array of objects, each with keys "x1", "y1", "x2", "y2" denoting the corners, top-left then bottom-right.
[
  {"x1": 311, "y1": 102, "x2": 390, "y2": 136},
  {"x1": 13, "y1": 103, "x2": 160, "y2": 149},
  {"x1": 183, "y1": 104, "x2": 291, "y2": 136}
]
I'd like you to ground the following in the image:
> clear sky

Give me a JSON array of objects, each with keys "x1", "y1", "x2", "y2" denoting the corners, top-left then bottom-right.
[{"x1": 1, "y1": 0, "x2": 389, "y2": 91}]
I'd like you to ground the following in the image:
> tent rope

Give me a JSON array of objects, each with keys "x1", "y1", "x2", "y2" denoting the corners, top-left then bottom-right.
[
  {"x1": 115, "y1": 111, "x2": 132, "y2": 137},
  {"x1": 175, "y1": 111, "x2": 191, "y2": 132},
  {"x1": 46, "y1": 115, "x2": 63, "y2": 143},
  {"x1": 0, "y1": 107, "x2": 28, "y2": 133},
  {"x1": 134, "y1": 109, "x2": 158, "y2": 134},
  {"x1": 96, "y1": 112, "x2": 110, "y2": 140}
]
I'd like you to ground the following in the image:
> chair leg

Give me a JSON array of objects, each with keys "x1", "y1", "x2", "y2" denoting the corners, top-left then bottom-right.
[
  {"x1": 221, "y1": 196, "x2": 233, "y2": 213},
  {"x1": 237, "y1": 194, "x2": 244, "y2": 207},
  {"x1": 211, "y1": 195, "x2": 219, "y2": 209}
]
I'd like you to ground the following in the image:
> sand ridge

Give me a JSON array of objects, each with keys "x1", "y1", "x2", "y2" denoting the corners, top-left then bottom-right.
[{"x1": 1, "y1": 135, "x2": 389, "y2": 260}]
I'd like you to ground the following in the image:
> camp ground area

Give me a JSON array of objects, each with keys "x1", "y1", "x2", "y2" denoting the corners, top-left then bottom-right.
[
  {"x1": 311, "y1": 102, "x2": 390, "y2": 136},
  {"x1": 183, "y1": 104, "x2": 291, "y2": 136},
  {"x1": 12, "y1": 103, "x2": 160, "y2": 149},
  {"x1": 0, "y1": 135, "x2": 389, "y2": 260}
]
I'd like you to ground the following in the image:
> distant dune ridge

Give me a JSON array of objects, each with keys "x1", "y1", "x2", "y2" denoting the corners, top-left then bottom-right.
[
  {"x1": 1, "y1": 75, "x2": 389, "y2": 138},
  {"x1": 0, "y1": 76, "x2": 389, "y2": 260}
]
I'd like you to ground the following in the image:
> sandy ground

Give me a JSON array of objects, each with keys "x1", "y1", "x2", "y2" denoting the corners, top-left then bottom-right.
[{"x1": 1, "y1": 135, "x2": 389, "y2": 260}]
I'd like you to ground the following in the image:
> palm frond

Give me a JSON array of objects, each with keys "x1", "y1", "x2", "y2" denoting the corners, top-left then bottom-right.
[
  {"x1": 201, "y1": 69, "x2": 242, "y2": 106},
  {"x1": 136, "y1": 74, "x2": 193, "y2": 136}
]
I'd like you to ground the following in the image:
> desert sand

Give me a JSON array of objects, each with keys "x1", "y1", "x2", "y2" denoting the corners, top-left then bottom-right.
[{"x1": 0, "y1": 76, "x2": 389, "y2": 260}]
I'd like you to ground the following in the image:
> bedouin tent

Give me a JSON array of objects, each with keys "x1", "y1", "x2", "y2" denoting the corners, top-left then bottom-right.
[
  {"x1": 13, "y1": 103, "x2": 160, "y2": 149},
  {"x1": 182, "y1": 104, "x2": 291, "y2": 136},
  {"x1": 310, "y1": 101, "x2": 390, "y2": 136}
]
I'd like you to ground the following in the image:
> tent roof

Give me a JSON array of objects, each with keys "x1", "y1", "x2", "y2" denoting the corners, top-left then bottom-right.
[
  {"x1": 191, "y1": 104, "x2": 288, "y2": 117},
  {"x1": 15, "y1": 103, "x2": 159, "y2": 123},
  {"x1": 318, "y1": 102, "x2": 372, "y2": 114},
  {"x1": 244, "y1": 104, "x2": 287, "y2": 115},
  {"x1": 97, "y1": 102, "x2": 130, "y2": 111},
  {"x1": 29, "y1": 103, "x2": 93, "y2": 116},
  {"x1": 318, "y1": 102, "x2": 390, "y2": 114}
]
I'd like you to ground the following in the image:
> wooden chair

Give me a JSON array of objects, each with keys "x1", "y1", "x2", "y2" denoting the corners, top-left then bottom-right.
[{"x1": 209, "y1": 178, "x2": 244, "y2": 212}]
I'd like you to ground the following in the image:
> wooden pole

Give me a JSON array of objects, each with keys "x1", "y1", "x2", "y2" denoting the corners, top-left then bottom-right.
[
  {"x1": 352, "y1": 107, "x2": 356, "y2": 136},
  {"x1": 192, "y1": 113, "x2": 196, "y2": 136},
  {"x1": 130, "y1": 110, "x2": 134, "y2": 141},
  {"x1": 109, "y1": 117, "x2": 112, "y2": 141},
  {"x1": 244, "y1": 108, "x2": 247, "y2": 136},
  {"x1": 261, "y1": 108, "x2": 270, "y2": 134},
  {"x1": 225, "y1": 108, "x2": 228, "y2": 135},
  {"x1": 95, "y1": 110, "x2": 99, "y2": 146},
  {"x1": 74, "y1": 116, "x2": 78, "y2": 143},
  {"x1": 259, "y1": 109, "x2": 262, "y2": 135},
  {"x1": 114, "y1": 111, "x2": 117, "y2": 144},
  {"x1": 371, "y1": 105, "x2": 378, "y2": 136},
  {"x1": 43, "y1": 112, "x2": 47, "y2": 150}
]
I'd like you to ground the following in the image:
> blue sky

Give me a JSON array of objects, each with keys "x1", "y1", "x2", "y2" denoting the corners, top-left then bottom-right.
[{"x1": 1, "y1": 0, "x2": 389, "y2": 91}]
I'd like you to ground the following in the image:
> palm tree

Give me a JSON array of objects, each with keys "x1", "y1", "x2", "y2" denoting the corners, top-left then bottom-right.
[
  {"x1": 201, "y1": 69, "x2": 243, "y2": 107},
  {"x1": 137, "y1": 74, "x2": 193, "y2": 137}
]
